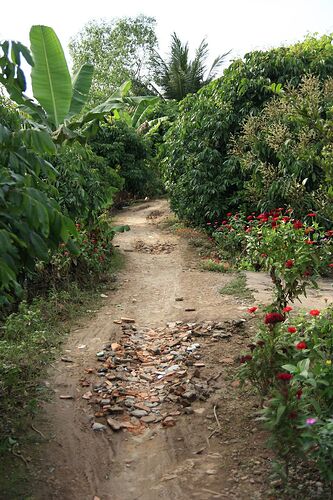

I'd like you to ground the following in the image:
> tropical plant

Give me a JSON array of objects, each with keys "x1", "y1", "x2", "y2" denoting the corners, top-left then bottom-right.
[
  {"x1": 0, "y1": 25, "x2": 151, "y2": 305},
  {"x1": 162, "y1": 34, "x2": 333, "y2": 225},
  {"x1": 152, "y1": 32, "x2": 230, "y2": 100}
]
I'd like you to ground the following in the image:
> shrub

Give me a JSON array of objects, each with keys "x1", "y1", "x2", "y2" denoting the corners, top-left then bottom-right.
[
  {"x1": 90, "y1": 119, "x2": 160, "y2": 198},
  {"x1": 233, "y1": 76, "x2": 333, "y2": 217},
  {"x1": 162, "y1": 34, "x2": 333, "y2": 225},
  {"x1": 52, "y1": 142, "x2": 123, "y2": 225}
]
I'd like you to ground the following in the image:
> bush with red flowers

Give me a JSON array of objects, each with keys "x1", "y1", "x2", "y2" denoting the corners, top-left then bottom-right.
[{"x1": 238, "y1": 304, "x2": 333, "y2": 485}]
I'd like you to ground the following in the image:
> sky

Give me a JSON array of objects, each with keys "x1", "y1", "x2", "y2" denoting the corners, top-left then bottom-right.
[{"x1": 1, "y1": 0, "x2": 333, "y2": 72}]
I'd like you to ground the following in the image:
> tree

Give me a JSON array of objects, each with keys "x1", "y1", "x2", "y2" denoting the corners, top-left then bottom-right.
[
  {"x1": 152, "y1": 33, "x2": 230, "y2": 101},
  {"x1": 69, "y1": 15, "x2": 158, "y2": 104}
]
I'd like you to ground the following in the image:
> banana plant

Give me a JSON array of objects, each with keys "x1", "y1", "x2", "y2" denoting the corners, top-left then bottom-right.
[{"x1": 1, "y1": 25, "x2": 159, "y2": 142}]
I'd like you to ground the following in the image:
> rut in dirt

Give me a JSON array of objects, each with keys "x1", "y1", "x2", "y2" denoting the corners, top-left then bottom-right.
[{"x1": 30, "y1": 200, "x2": 271, "y2": 500}]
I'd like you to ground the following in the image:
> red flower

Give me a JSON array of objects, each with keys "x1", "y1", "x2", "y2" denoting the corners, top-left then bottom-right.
[
  {"x1": 245, "y1": 227, "x2": 252, "y2": 233},
  {"x1": 309, "y1": 309, "x2": 320, "y2": 316},
  {"x1": 288, "y1": 327, "x2": 297, "y2": 333},
  {"x1": 303, "y1": 270, "x2": 312, "y2": 277},
  {"x1": 271, "y1": 221, "x2": 278, "y2": 228},
  {"x1": 307, "y1": 213, "x2": 316, "y2": 217},
  {"x1": 261, "y1": 253, "x2": 268, "y2": 258},
  {"x1": 226, "y1": 212, "x2": 232, "y2": 217},
  {"x1": 325, "y1": 230, "x2": 333, "y2": 237},
  {"x1": 276, "y1": 373, "x2": 293, "y2": 381},
  {"x1": 247, "y1": 215, "x2": 253, "y2": 220},
  {"x1": 285, "y1": 259, "x2": 294, "y2": 269},
  {"x1": 283, "y1": 306, "x2": 293, "y2": 312},
  {"x1": 296, "y1": 341, "x2": 307, "y2": 350},
  {"x1": 247, "y1": 306, "x2": 258, "y2": 313},
  {"x1": 282, "y1": 216, "x2": 290, "y2": 222},
  {"x1": 328, "y1": 264, "x2": 333, "y2": 268},
  {"x1": 222, "y1": 220, "x2": 227, "y2": 225},
  {"x1": 240, "y1": 354, "x2": 253, "y2": 363},
  {"x1": 305, "y1": 240, "x2": 316, "y2": 245},
  {"x1": 296, "y1": 389, "x2": 302, "y2": 399},
  {"x1": 265, "y1": 312, "x2": 285, "y2": 324},
  {"x1": 293, "y1": 220, "x2": 303, "y2": 229}
]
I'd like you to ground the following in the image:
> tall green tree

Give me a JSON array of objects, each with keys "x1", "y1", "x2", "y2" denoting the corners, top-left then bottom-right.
[
  {"x1": 152, "y1": 33, "x2": 230, "y2": 101},
  {"x1": 69, "y1": 15, "x2": 158, "y2": 104}
]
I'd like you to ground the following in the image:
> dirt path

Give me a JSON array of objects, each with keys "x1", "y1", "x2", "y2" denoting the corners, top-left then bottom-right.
[{"x1": 28, "y1": 200, "x2": 331, "y2": 500}]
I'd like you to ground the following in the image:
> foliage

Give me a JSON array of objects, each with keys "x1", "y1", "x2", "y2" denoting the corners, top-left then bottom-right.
[
  {"x1": 69, "y1": 16, "x2": 158, "y2": 104},
  {"x1": 0, "y1": 95, "x2": 75, "y2": 305},
  {"x1": 152, "y1": 32, "x2": 230, "y2": 101},
  {"x1": 212, "y1": 209, "x2": 333, "y2": 291},
  {"x1": 52, "y1": 142, "x2": 123, "y2": 224},
  {"x1": 90, "y1": 119, "x2": 161, "y2": 197},
  {"x1": 233, "y1": 76, "x2": 333, "y2": 217},
  {"x1": 239, "y1": 307, "x2": 333, "y2": 483},
  {"x1": 163, "y1": 92, "x2": 243, "y2": 225},
  {"x1": 163, "y1": 34, "x2": 333, "y2": 225},
  {"x1": 0, "y1": 26, "x2": 148, "y2": 305}
]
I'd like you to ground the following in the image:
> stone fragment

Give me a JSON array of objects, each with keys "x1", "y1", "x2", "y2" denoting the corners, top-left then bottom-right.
[
  {"x1": 121, "y1": 317, "x2": 136, "y2": 323},
  {"x1": 107, "y1": 417, "x2": 122, "y2": 431},
  {"x1": 141, "y1": 415, "x2": 156, "y2": 423},
  {"x1": 162, "y1": 416, "x2": 176, "y2": 427},
  {"x1": 131, "y1": 409, "x2": 148, "y2": 417},
  {"x1": 92, "y1": 422, "x2": 107, "y2": 431}
]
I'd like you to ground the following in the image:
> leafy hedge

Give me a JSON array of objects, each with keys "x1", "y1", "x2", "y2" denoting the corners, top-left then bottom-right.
[{"x1": 163, "y1": 34, "x2": 333, "y2": 225}]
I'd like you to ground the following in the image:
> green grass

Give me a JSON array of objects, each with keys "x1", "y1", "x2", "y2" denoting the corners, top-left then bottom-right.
[
  {"x1": 0, "y1": 250, "x2": 124, "y2": 497},
  {"x1": 219, "y1": 272, "x2": 256, "y2": 300},
  {"x1": 201, "y1": 258, "x2": 230, "y2": 273}
]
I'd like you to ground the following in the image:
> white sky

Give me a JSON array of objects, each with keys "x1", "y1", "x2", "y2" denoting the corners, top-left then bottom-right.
[{"x1": 2, "y1": 0, "x2": 333, "y2": 72}]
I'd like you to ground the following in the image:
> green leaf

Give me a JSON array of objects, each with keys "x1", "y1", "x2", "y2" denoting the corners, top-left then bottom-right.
[
  {"x1": 19, "y1": 129, "x2": 56, "y2": 155},
  {"x1": 30, "y1": 25, "x2": 72, "y2": 127},
  {"x1": 68, "y1": 63, "x2": 94, "y2": 117},
  {"x1": 275, "y1": 404, "x2": 286, "y2": 424},
  {"x1": 282, "y1": 364, "x2": 297, "y2": 373}
]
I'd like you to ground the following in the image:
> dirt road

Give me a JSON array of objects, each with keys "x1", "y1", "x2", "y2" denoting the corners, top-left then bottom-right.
[{"x1": 28, "y1": 200, "x2": 332, "y2": 500}]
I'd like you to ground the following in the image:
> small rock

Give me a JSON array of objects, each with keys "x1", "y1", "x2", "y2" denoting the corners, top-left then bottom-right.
[
  {"x1": 111, "y1": 342, "x2": 121, "y2": 351},
  {"x1": 162, "y1": 416, "x2": 176, "y2": 427},
  {"x1": 131, "y1": 409, "x2": 148, "y2": 418},
  {"x1": 206, "y1": 469, "x2": 217, "y2": 475},
  {"x1": 121, "y1": 317, "x2": 136, "y2": 323},
  {"x1": 82, "y1": 391, "x2": 93, "y2": 400},
  {"x1": 193, "y1": 408, "x2": 205, "y2": 416},
  {"x1": 184, "y1": 407, "x2": 194, "y2": 415},
  {"x1": 61, "y1": 356, "x2": 73, "y2": 363},
  {"x1": 96, "y1": 351, "x2": 105, "y2": 357},
  {"x1": 100, "y1": 293, "x2": 108, "y2": 298},
  {"x1": 113, "y1": 320, "x2": 122, "y2": 325},
  {"x1": 175, "y1": 297, "x2": 184, "y2": 301},
  {"x1": 107, "y1": 418, "x2": 122, "y2": 431},
  {"x1": 92, "y1": 422, "x2": 107, "y2": 431},
  {"x1": 141, "y1": 415, "x2": 156, "y2": 423},
  {"x1": 59, "y1": 395, "x2": 74, "y2": 400}
]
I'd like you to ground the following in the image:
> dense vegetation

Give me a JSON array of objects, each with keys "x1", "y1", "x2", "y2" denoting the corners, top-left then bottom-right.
[
  {"x1": 162, "y1": 34, "x2": 333, "y2": 224},
  {"x1": 1, "y1": 18, "x2": 333, "y2": 493}
]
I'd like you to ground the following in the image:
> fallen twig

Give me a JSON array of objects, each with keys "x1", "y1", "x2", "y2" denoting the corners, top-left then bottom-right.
[
  {"x1": 11, "y1": 443, "x2": 29, "y2": 467},
  {"x1": 213, "y1": 405, "x2": 221, "y2": 430},
  {"x1": 31, "y1": 424, "x2": 46, "y2": 440}
]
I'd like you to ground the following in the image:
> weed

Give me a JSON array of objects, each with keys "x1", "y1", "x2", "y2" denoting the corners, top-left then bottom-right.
[
  {"x1": 220, "y1": 273, "x2": 255, "y2": 300},
  {"x1": 201, "y1": 259, "x2": 229, "y2": 273}
]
